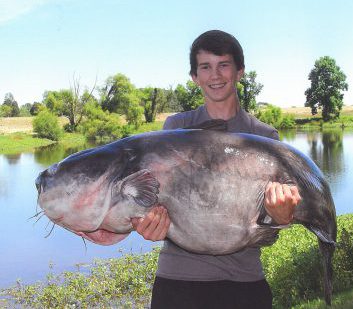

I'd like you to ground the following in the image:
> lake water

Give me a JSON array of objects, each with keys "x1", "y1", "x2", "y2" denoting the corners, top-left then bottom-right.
[{"x1": 0, "y1": 129, "x2": 352, "y2": 288}]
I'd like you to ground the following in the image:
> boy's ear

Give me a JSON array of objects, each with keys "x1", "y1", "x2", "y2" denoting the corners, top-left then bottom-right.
[
  {"x1": 236, "y1": 68, "x2": 245, "y2": 82},
  {"x1": 191, "y1": 74, "x2": 199, "y2": 85}
]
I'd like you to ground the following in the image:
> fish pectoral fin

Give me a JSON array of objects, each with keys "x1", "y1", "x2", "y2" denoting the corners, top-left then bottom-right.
[
  {"x1": 120, "y1": 169, "x2": 160, "y2": 208},
  {"x1": 255, "y1": 188, "x2": 274, "y2": 226},
  {"x1": 256, "y1": 185, "x2": 288, "y2": 228}
]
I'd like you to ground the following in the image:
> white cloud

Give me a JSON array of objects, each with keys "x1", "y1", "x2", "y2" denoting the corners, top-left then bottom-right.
[{"x1": 0, "y1": 0, "x2": 50, "y2": 24}]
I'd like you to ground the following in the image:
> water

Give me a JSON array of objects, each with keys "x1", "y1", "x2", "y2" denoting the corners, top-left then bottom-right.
[
  {"x1": 0, "y1": 143, "x2": 156, "y2": 289},
  {"x1": 0, "y1": 129, "x2": 352, "y2": 288}
]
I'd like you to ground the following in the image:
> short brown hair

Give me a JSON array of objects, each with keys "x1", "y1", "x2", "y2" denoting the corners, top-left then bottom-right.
[{"x1": 189, "y1": 30, "x2": 245, "y2": 76}]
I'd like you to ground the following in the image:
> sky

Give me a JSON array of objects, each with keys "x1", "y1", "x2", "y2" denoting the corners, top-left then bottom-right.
[{"x1": 1, "y1": 0, "x2": 353, "y2": 108}]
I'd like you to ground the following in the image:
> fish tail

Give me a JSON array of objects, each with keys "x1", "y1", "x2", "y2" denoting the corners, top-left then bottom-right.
[{"x1": 319, "y1": 240, "x2": 335, "y2": 305}]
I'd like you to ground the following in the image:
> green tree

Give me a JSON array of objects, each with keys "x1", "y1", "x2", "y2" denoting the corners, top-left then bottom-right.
[
  {"x1": 2, "y1": 93, "x2": 20, "y2": 117},
  {"x1": 238, "y1": 71, "x2": 263, "y2": 112},
  {"x1": 43, "y1": 78, "x2": 96, "y2": 132},
  {"x1": 19, "y1": 103, "x2": 32, "y2": 116},
  {"x1": 100, "y1": 73, "x2": 136, "y2": 113},
  {"x1": 257, "y1": 104, "x2": 282, "y2": 128},
  {"x1": 305, "y1": 56, "x2": 348, "y2": 121},
  {"x1": 30, "y1": 102, "x2": 45, "y2": 115},
  {"x1": 174, "y1": 81, "x2": 203, "y2": 112},
  {"x1": 80, "y1": 101, "x2": 123, "y2": 141},
  {"x1": 161, "y1": 87, "x2": 181, "y2": 112},
  {"x1": 32, "y1": 110, "x2": 62, "y2": 141},
  {"x1": 100, "y1": 73, "x2": 143, "y2": 127},
  {"x1": 140, "y1": 87, "x2": 169, "y2": 122},
  {"x1": 0, "y1": 104, "x2": 12, "y2": 117},
  {"x1": 42, "y1": 91, "x2": 64, "y2": 115}
]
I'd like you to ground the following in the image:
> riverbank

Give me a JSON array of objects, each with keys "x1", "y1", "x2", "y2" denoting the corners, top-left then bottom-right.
[
  {"x1": 1, "y1": 107, "x2": 353, "y2": 154},
  {"x1": 0, "y1": 132, "x2": 86, "y2": 155},
  {"x1": 1, "y1": 214, "x2": 352, "y2": 308},
  {"x1": 1, "y1": 107, "x2": 352, "y2": 134}
]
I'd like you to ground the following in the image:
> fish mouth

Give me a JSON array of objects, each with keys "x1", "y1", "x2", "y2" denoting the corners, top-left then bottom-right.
[{"x1": 75, "y1": 229, "x2": 129, "y2": 246}]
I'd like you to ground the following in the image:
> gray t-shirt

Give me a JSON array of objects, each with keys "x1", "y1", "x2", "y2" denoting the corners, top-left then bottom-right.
[{"x1": 157, "y1": 105, "x2": 279, "y2": 282}]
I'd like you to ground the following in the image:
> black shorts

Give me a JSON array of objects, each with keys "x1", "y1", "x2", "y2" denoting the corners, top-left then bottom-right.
[{"x1": 151, "y1": 276, "x2": 272, "y2": 309}]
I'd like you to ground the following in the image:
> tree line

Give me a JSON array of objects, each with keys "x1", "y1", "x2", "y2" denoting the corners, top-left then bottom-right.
[{"x1": 1, "y1": 56, "x2": 349, "y2": 139}]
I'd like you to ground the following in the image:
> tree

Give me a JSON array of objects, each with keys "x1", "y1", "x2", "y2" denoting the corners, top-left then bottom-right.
[
  {"x1": 100, "y1": 73, "x2": 144, "y2": 127},
  {"x1": 42, "y1": 91, "x2": 64, "y2": 115},
  {"x1": 174, "y1": 81, "x2": 203, "y2": 112},
  {"x1": 140, "y1": 87, "x2": 169, "y2": 122},
  {"x1": 20, "y1": 103, "x2": 32, "y2": 116},
  {"x1": 257, "y1": 104, "x2": 282, "y2": 128},
  {"x1": 30, "y1": 102, "x2": 45, "y2": 115},
  {"x1": 305, "y1": 56, "x2": 348, "y2": 121},
  {"x1": 238, "y1": 71, "x2": 263, "y2": 112},
  {"x1": 0, "y1": 104, "x2": 12, "y2": 117},
  {"x1": 100, "y1": 73, "x2": 136, "y2": 114},
  {"x1": 43, "y1": 77, "x2": 96, "y2": 132},
  {"x1": 2, "y1": 93, "x2": 20, "y2": 117},
  {"x1": 80, "y1": 101, "x2": 123, "y2": 141}
]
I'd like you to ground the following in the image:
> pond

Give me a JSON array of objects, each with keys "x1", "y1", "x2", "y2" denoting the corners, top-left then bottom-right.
[{"x1": 0, "y1": 129, "x2": 352, "y2": 288}]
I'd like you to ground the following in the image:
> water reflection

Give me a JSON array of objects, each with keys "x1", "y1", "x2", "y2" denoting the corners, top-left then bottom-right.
[
  {"x1": 307, "y1": 129, "x2": 344, "y2": 188},
  {"x1": 34, "y1": 142, "x2": 98, "y2": 166},
  {"x1": 3, "y1": 153, "x2": 22, "y2": 165},
  {"x1": 279, "y1": 129, "x2": 297, "y2": 141}
]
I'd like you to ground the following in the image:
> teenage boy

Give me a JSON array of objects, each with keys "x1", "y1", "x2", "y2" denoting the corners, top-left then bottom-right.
[{"x1": 132, "y1": 30, "x2": 301, "y2": 309}]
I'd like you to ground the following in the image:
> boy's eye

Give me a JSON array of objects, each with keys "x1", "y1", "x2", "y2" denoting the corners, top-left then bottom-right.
[
  {"x1": 220, "y1": 63, "x2": 229, "y2": 68},
  {"x1": 199, "y1": 65, "x2": 209, "y2": 70}
]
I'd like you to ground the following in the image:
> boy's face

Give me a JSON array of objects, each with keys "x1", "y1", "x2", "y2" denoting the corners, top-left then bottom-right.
[{"x1": 192, "y1": 50, "x2": 244, "y2": 105}]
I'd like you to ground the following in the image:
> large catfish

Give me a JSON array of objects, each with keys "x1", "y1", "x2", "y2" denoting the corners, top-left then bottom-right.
[{"x1": 35, "y1": 122, "x2": 336, "y2": 304}]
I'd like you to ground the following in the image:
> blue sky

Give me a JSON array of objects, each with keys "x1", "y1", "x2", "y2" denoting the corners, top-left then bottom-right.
[{"x1": 1, "y1": 0, "x2": 352, "y2": 108}]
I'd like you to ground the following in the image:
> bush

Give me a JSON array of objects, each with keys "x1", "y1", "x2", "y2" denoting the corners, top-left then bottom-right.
[
  {"x1": 257, "y1": 104, "x2": 283, "y2": 128},
  {"x1": 278, "y1": 114, "x2": 296, "y2": 129},
  {"x1": 0, "y1": 104, "x2": 13, "y2": 117},
  {"x1": 261, "y1": 214, "x2": 353, "y2": 308},
  {"x1": 32, "y1": 110, "x2": 62, "y2": 141},
  {"x1": 80, "y1": 102, "x2": 123, "y2": 141},
  {"x1": 5, "y1": 249, "x2": 160, "y2": 308}
]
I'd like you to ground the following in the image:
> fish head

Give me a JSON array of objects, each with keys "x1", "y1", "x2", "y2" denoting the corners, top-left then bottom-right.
[{"x1": 35, "y1": 143, "x2": 133, "y2": 245}]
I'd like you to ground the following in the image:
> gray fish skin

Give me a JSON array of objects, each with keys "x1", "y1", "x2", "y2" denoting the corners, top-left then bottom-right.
[{"x1": 35, "y1": 129, "x2": 336, "y2": 304}]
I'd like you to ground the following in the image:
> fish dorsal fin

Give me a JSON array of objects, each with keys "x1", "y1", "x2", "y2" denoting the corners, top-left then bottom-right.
[
  {"x1": 121, "y1": 169, "x2": 160, "y2": 208},
  {"x1": 184, "y1": 119, "x2": 228, "y2": 131}
]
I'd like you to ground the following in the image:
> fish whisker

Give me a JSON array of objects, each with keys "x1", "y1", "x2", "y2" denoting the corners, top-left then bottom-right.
[
  {"x1": 28, "y1": 210, "x2": 44, "y2": 221},
  {"x1": 34, "y1": 213, "x2": 46, "y2": 225},
  {"x1": 45, "y1": 223, "x2": 56, "y2": 238},
  {"x1": 81, "y1": 237, "x2": 87, "y2": 253}
]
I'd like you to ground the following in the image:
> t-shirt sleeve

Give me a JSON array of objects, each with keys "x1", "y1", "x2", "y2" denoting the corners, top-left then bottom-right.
[
  {"x1": 163, "y1": 115, "x2": 181, "y2": 130},
  {"x1": 269, "y1": 129, "x2": 279, "y2": 141}
]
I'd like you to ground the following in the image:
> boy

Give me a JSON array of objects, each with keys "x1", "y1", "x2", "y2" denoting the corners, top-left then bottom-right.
[{"x1": 132, "y1": 30, "x2": 301, "y2": 309}]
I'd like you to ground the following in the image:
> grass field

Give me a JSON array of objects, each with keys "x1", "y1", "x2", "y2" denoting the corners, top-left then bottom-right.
[{"x1": 0, "y1": 116, "x2": 68, "y2": 134}]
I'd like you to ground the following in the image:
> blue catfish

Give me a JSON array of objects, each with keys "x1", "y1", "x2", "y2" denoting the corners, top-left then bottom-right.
[{"x1": 35, "y1": 123, "x2": 336, "y2": 304}]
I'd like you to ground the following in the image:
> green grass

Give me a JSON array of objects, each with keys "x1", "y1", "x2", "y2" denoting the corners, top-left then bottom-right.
[
  {"x1": 132, "y1": 121, "x2": 164, "y2": 134},
  {"x1": 0, "y1": 121, "x2": 163, "y2": 156},
  {"x1": 293, "y1": 288, "x2": 353, "y2": 309},
  {"x1": 0, "y1": 132, "x2": 87, "y2": 155},
  {"x1": 0, "y1": 133, "x2": 54, "y2": 154}
]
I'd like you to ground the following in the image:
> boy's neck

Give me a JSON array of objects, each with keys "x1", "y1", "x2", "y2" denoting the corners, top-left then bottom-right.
[{"x1": 205, "y1": 98, "x2": 240, "y2": 121}]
